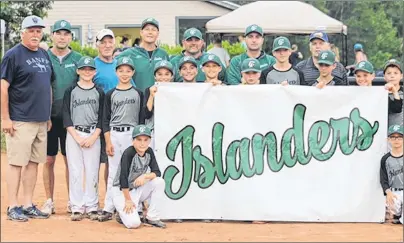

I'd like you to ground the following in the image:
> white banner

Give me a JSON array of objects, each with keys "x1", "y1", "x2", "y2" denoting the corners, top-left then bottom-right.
[{"x1": 154, "y1": 83, "x2": 387, "y2": 222}]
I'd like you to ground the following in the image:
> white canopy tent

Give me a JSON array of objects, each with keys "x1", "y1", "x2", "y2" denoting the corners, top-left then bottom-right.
[{"x1": 205, "y1": 1, "x2": 347, "y2": 35}]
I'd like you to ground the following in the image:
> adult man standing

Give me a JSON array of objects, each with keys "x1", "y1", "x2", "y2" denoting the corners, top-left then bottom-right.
[
  {"x1": 1, "y1": 15, "x2": 52, "y2": 221},
  {"x1": 41, "y1": 19, "x2": 82, "y2": 215},
  {"x1": 226, "y1": 24, "x2": 276, "y2": 85},
  {"x1": 119, "y1": 18, "x2": 169, "y2": 91},
  {"x1": 296, "y1": 31, "x2": 348, "y2": 86},
  {"x1": 171, "y1": 28, "x2": 226, "y2": 82}
]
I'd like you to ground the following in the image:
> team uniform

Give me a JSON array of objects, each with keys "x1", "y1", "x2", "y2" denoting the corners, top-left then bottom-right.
[
  {"x1": 112, "y1": 125, "x2": 166, "y2": 229},
  {"x1": 260, "y1": 66, "x2": 304, "y2": 85},
  {"x1": 62, "y1": 65, "x2": 105, "y2": 217},
  {"x1": 101, "y1": 85, "x2": 145, "y2": 218}
]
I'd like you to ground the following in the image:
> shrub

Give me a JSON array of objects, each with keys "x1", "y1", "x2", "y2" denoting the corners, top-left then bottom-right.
[
  {"x1": 207, "y1": 40, "x2": 245, "y2": 58},
  {"x1": 70, "y1": 41, "x2": 98, "y2": 58},
  {"x1": 159, "y1": 44, "x2": 183, "y2": 57}
]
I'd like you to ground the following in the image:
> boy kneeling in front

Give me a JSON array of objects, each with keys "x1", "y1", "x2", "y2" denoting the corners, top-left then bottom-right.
[{"x1": 111, "y1": 125, "x2": 166, "y2": 229}]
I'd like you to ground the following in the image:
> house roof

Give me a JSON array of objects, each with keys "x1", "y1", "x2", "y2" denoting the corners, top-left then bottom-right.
[{"x1": 207, "y1": 1, "x2": 241, "y2": 10}]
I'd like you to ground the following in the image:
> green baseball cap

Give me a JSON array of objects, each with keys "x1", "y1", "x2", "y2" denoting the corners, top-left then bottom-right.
[
  {"x1": 388, "y1": 125, "x2": 403, "y2": 136},
  {"x1": 52, "y1": 20, "x2": 72, "y2": 33},
  {"x1": 154, "y1": 60, "x2": 174, "y2": 75},
  {"x1": 201, "y1": 54, "x2": 221, "y2": 67},
  {"x1": 245, "y1": 24, "x2": 263, "y2": 36},
  {"x1": 317, "y1": 50, "x2": 336, "y2": 65},
  {"x1": 141, "y1": 17, "x2": 159, "y2": 30},
  {"x1": 178, "y1": 56, "x2": 197, "y2": 70},
  {"x1": 132, "y1": 125, "x2": 152, "y2": 138},
  {"x1": 241, "y1": 58, "x2": 261, "y2": 73},
  {"x1": 116, "y1": 56, "x2": 135, "y2": 70},
  {"x1": 272, "y1": 36, "x2": 291, "y2": 51},
  {"x1": 77, "y1": 56, "x2": 96, "y2": 69},
  {"x1": 383, "y1": 59, "x2": 402, "y2": 74},
  {"x1": 354, "y1": 61, "x2": 374, "y2": 74},
  {"x1": 183, "y1": 28, "x2": 203, "y2": 40}
]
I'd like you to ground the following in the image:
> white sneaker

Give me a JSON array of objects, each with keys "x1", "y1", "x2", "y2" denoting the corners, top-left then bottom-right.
[{"x1": 41, "y1": 199, "x2": 55, "y2": 215}]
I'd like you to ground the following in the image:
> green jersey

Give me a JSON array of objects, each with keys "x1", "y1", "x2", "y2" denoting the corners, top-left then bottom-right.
[
  {"x1": 119, "y1": 46, "x2": 169, "y2": 91},
  {"x1": 226, "y1": 52, "x2": 276, "y2": 85},
  {"x1": 47, "y1": 48, "x2": 82, "y2": 118},
  {"x1": 170, "y1": 51, "x2": 226, "y2": 83}
]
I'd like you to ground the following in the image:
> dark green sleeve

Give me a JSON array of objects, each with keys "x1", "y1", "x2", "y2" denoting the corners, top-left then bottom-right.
[
  {"x1": 225, "y1": 56, "x2": 242, "y2": 85},
  {"x1": 170, "y1": 56, "x2": 182, "y2": 83}
]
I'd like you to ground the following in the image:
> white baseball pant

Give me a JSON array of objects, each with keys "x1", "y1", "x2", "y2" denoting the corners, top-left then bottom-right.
[
  {"x1": 112, "y1": 177, "x2": 165, "y2": 229},
  {"x1": 103, "y1": 128, "x2": 133, "y2": 213},
  {"x1": 66, "y1": 128, "x2": 100, "y2": 214},
  {"x1": 386, "y1": 190, "x2": 403, "y2": 224}
]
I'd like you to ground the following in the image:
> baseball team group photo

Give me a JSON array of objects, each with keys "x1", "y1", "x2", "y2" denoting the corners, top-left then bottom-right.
[{"x1": 0, "y1": 0, "x2": 403, "y2": 242}]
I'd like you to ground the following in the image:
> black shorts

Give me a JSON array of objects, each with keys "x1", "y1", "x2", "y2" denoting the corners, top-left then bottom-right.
[
  {"x1": 100, "y1": 132, "x2": 108, "y2": 163},
  {"x1": 47, "y1": 118, "x2": 67, "y2": 156}
]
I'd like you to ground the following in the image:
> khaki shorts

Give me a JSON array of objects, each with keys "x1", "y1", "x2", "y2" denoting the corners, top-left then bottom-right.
[{"x1": 6, "y1": 121, "x2": 47, "y2": 166}]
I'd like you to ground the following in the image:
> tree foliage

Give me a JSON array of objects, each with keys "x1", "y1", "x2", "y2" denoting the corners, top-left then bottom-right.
[{"x1": 0, "y1": 1, "x2": 53, "y2": 48}]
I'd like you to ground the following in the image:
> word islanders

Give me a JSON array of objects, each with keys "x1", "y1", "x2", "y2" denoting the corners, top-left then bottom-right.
[{"x1": 163, "y1": 104, "x2": 379, "y2": 200}]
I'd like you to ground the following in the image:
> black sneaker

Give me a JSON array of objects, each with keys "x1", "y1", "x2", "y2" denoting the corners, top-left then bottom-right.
[
  {"x1": 115, "y1": 212, "x2": 123, "y2": 224},
  {"x1": 144, "y1": 218, "x2": 167, "y2": 228},
  {"x1": 7, "y1": 206, "x2": 29, "y2": 222},
  {"x1": 98, "y1": 211, "x2": 113, "y2": 222},
  {"x1": 86, "y1": 211, "x2": 99, "y2": 221},
  {"x1": 23, "y1": 205, "x2": 50, "y2": 219},
  {"x1": 71, "y1": 212, "x2": 84, "y2": 221}
]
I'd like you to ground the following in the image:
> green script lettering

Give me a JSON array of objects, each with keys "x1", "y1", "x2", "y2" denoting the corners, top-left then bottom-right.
[{"x1": 163, "y1": 104, "x2": 379, "y2": 200}]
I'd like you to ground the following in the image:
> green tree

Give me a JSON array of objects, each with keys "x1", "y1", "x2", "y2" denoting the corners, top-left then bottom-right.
[{"x1": 0, "y1": 1, "x2": 53, "y2": 49}]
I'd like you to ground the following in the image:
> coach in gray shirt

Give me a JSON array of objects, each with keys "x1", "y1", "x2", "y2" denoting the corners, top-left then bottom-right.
[{"x1": 296, "y1": 31, "x2": 348, "y2": 86}]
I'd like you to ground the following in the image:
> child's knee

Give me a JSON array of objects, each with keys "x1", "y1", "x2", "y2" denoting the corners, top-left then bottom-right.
[{"x1": 123, "y1": 217, "x2": 141, "y2": 229}]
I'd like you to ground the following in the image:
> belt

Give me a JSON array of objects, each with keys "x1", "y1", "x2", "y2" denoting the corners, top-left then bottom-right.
[
  {"x1": 392, "y1": 188, "x2": 403, "y2": 192},
  {"x1": 75, "y1": 125, "x2": 95, "y2": 134},
  {"x1": 112, "y1": 126, "x2": 132, "y2": 132}
]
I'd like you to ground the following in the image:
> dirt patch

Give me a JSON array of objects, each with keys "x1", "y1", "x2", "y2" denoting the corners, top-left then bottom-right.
[{"x1": 1, "y1": 153, "x2": 402, "y2": 242}]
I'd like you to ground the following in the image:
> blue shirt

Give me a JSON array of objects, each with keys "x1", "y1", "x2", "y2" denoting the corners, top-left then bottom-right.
[
  {"x1": 93, "y1": 57, "x2": 135, "y2": 93},
  {"x1": 1, "y1": 44, "x2": 53, "y2": 122}
]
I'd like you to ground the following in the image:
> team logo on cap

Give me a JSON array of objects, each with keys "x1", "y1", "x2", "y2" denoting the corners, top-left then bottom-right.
[
  {"x1": 139, "y1": 126, "x2": 146, "y2": 132},
  {"x1": 122, "y1": 57, "x2": 129, "y2": 63},
  {"x1": 147, "y1": 18, "x2": 154, "y2": 22},
  {"x1": 84, "y1": 58, "x2": 91, "y2": 64},
  {"x1": 358, "y1": 62, "x2": 365, "y2": 68},
  {"x1": 208, "y1": 55, "x2": 214, "y2": 61},
  {"x1": 184, "y1": 56, "x2": 192, "y2": 61},
  {"x1": 250, "y1": 25, "x2": 257, "y2": 31},
  {"x1": 60, "y1": 21, "x2": 67, "y2": 27},
  {"x1": 248, "y1": 61, "x2": 255, "y2": 68},
  {"x1": 190, "y1": 29, "x2": 196, "y2": 35},
  {"x1": 277, "y1": 38, "x2": 285, "y2": 45},
  {"x1": 321, "y1": 52, "x2": 328, "y2": 59},
  {"x1": 393, "y1": 125, "x2": 400, "y2": 131},
  {"x1": 160, "y1": 60, "x2": 167, "y2": 66},
  {"x1": 314, "y1": 32, "x2": 323, "y2": 38},
  {"x1": 32, "y1": 17, "x2": 38, "y2": 24}
]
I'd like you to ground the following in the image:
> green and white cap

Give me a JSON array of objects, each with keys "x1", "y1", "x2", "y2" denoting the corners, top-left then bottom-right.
[
  {"x1": 77, "y1": 56, "x2": 96, "y2": 69},
  {"x1": 116, "y1": 56, "x2": 135, "y2": 70},
  {"x1": 132, "y1": 125, "x2": 152, "y2": 138},
  {"x1": 241, "y1": 58, "x2": 261, "y2": 73},
  {"x1": 383, "y1": 59, "x2": 402, "y2": 73},
  {"x1": 201, "y1": 54, "x2": 221, "y2": 67},
  {"x1": 245, "y1": 24, "x2": 263, "y2": 36},
  {"x1": 272, "y1": 36, "x2": 291, "y2": 51},
  {"x1": 317, "y1": 50, "x2": 336, "y2": 65},
  {"x1": 178, "y1": 56, "x2": 197, "y2": 69},
  {"x1": 22, "y1": 15, "x2": 45, "y2": 29},
  {"x1": 354, "y1": 61, "x2": 374, "y2": 74},
  {"x1": 154, "y1": 60, "x2": 174, "y2": 75},
  {"x1": 141, "y1": 17, "x2": 159, "y2": 30},
  {"x1": 183, "y1": 28, "x2": 203, "y2": 40},
  {"x1": 388, "y1": 125, "x2": 403, "y2": 136},
  {"x1": 52, "y1": 20, "x2": 72, "y2": 32}
]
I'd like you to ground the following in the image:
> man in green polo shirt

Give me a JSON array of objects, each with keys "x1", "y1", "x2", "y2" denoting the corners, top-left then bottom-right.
[
  {"x1": 42, "y1": 19, "x2": 82, "y2": 215},
  {"x1": 118, "y1": 18, "x2": 169, "y2": 91},
  {"x1": 170, "y1": 27, "x2": 226, "y2": 83},
  {"x1": 226, "y1": 24, "x2": 276, "y2": 85}
]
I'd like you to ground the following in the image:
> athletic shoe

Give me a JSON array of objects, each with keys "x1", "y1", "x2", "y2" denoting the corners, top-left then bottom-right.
[
  {"x1": 174, "y1": 219, "x2": 183, "y2": 223},
  {"x1": 41, "y1": 199, "x2": 55, "y2": 215},
  {"x1": 115, "y1": 212, "x2": 123, "y2": 224},
  {"x1": 144, "y1": 218, "x2": 167, "y2": 228},
  {"x1": 86, "y1": 211, "x2": 99, "y2": 221},
  {"x1": 67, "y1": 203, "x2": 72, "y2": 214},
  {"x1": 7, "y1": 206, "x2": 29, "y2": 222},
  {"x1": 202, "y1": 219, "x2": 212, "y2": 223},
  {"x1": 23, "y1": 205, "x2": 50, "y2": 219},
  {"x1": 98, "y1": 211, "x2": 113, "y2": 222},
  {"x1": 71, "y1": 212, "x2": 84, "y2": 221}
]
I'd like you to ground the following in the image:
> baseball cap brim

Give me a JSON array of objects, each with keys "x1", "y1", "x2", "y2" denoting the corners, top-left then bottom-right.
[
  {"x1": 245, "y1": 30, "x2": 263, "y2": 36},
  {"x1": 273, "y1": 46, "x2": 291, "y2": 51},
  {"x1": 242, "y1": 69, "x2": 261, "y2": 73},
  {"x1": 133, "y1": 132, "x2": 151, "y2": 138},
  {"x1": 185, "y1": 35, "x2": 202, "y2": 40},
  {"x1": 179, "y1": 61, "x2": 197, "y2": 69},
  {"x1": 202, "y1": 60, "x2": 221, "y2": 66},
  {"x1": 77, "y1": 64, "x2": 96, "y2": 69},
  {"x1": 154, "y1": 66, "x2": 173, "y2": 75},
  {"x1": 384, "y1": 63, "x2": 402, "y2": 73},
  {"x1": 142, "y1": 22, "x2": 159, "y2": 30},
  {"x1": 318, "y1": 60, "x2": 334, "y2": 65},
  {"x1": 53, "y1": 27, "x2": 71, "y2": 33},
  {"x1": 389, "y1": 131, "x2": 403, "y2": 136},
  {"x1": 116, "y1": 63, "x2": 135, "y2": 70},
  {"x1": 354, "y1": 68, "x2": 372, "y2": 74}
]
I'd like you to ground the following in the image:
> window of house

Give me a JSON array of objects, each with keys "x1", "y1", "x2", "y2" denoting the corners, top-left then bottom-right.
[{"x1": 176, "y1": 17, "x2": 218, "y2": 45}]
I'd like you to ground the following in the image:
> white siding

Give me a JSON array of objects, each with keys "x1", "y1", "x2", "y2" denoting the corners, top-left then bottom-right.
[{"x1": 44, "y1": 1, "x2": 231, "y2": 46}]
